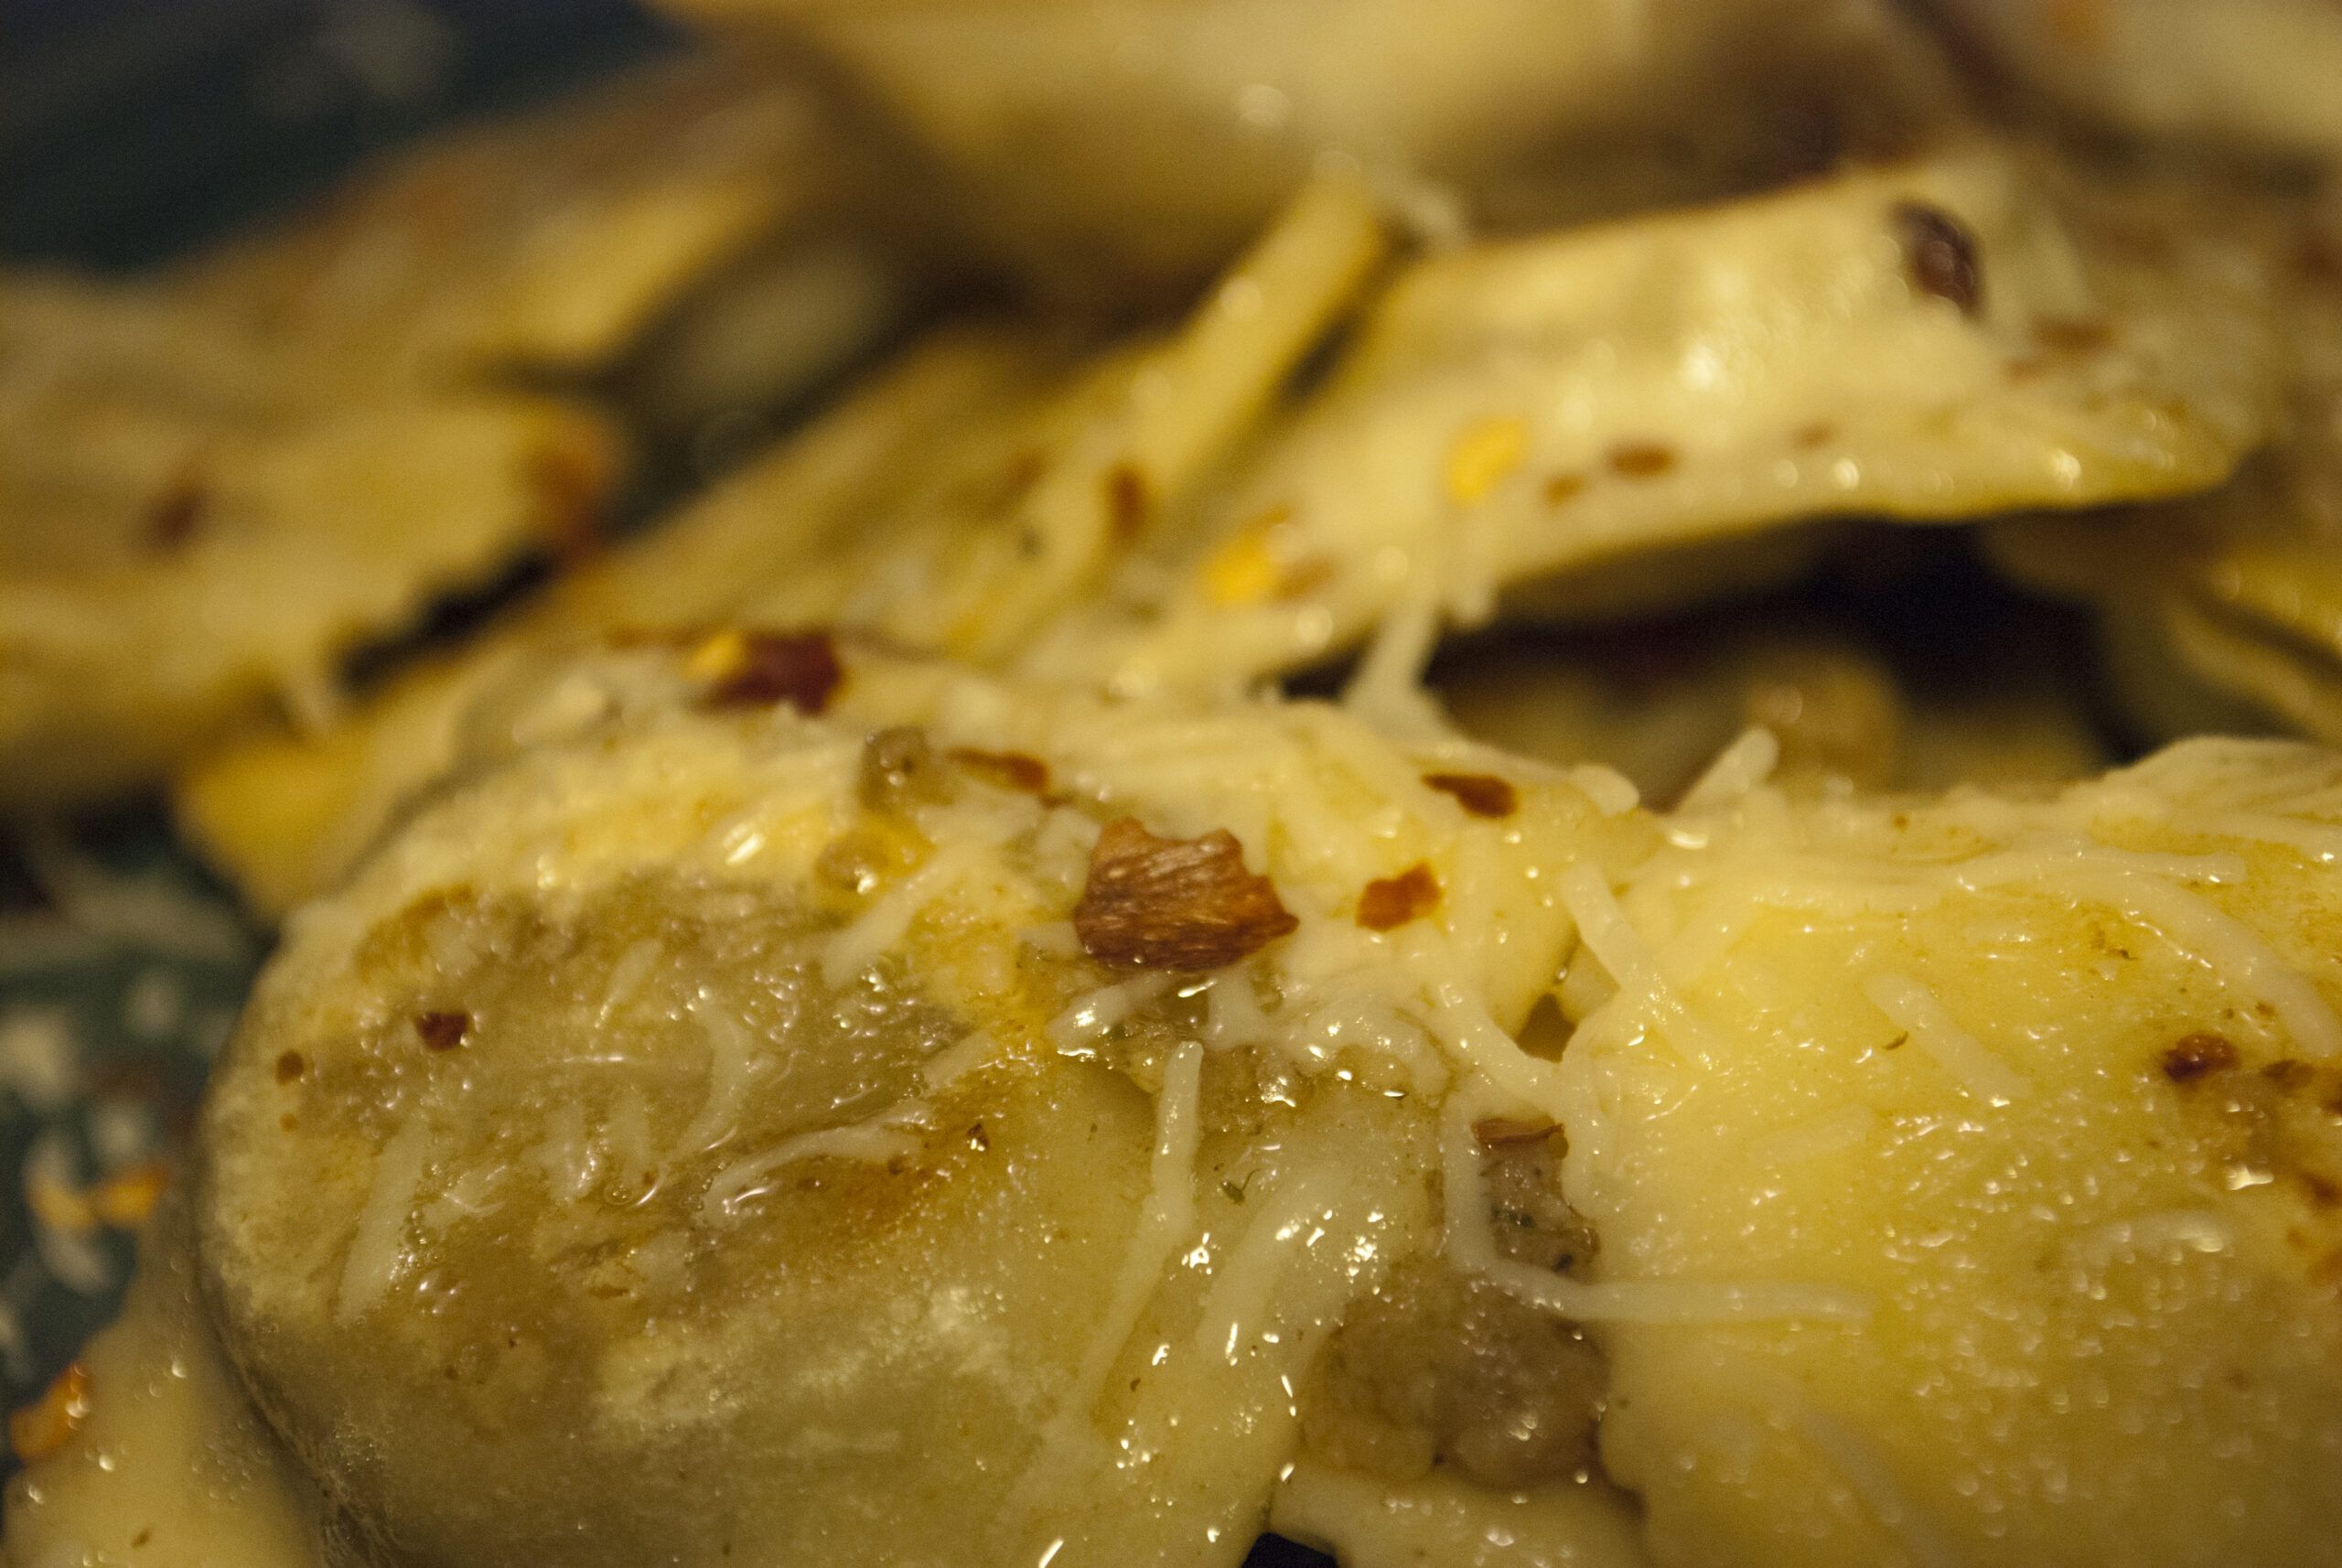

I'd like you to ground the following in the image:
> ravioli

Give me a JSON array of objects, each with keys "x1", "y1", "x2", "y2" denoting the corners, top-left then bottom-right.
[
  {"x1": 1435, "y1": 616, "x2": 2105, "y2": 807},
  {"x1": 1985, "y1": 190, "x2": 2342, "y2": 746},
  {"x1": 1928, "y1": 0, "x2": 2342, "y2": 164},
  {"x1": 0, "y1": 48, "x2": 930, "y2": 811},
  {"x1": 740, "y1": 176, "x2": 1389, "y2": 661},
  {"x1": 175, "y1": 326, "x2": 1056, "y2": 916},
  {"x1": 1060, "y1": 143, "x2": 2283, "y2": 695},
  {"x1": 1549, "y1": 736, "x2": 2342, "y2": 1566},
  {"x1": 166, "y1": 51, "x2": 861, "y2": 384},
  {"x1": 0, "y1": 272, "x2": 620, "y2": 805},
  {"x1": 662, "y1": 0, "x2": 1957, "y2": 295},
  {"x1": 191, "y1": 636, "x2": 1635, "y2": 1567}
]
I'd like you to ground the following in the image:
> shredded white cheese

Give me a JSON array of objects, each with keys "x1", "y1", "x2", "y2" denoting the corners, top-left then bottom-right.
[
  {"x1": 698, "y1": 1114, "x2": 926, "y2": 1223},
  {"x1": 2067, "y1": 1208, "x2": 2236, "y2": 1270},
  {"x1": 1556, "y1": 862, "x2": 1720, "y2": 1065},
  {"x1": 1487, "y1": 1259, "x2": 1875, "y2": 1326},
  {"x1": 1863, "y1": 973, "x2": 2030, "y2": 1107},
  {"x1": 1030, "y1": 1038, "x2": 1205, "y2": 1477},
  {"x1": 1193, "y1": 1164, "x2": 1340, "y2": 1364},
  {"x1": 1677, "y1": 726, "x2": 1781, "y2": 814},
  {"x1": 337, "y1": 1118, "x2": 434, "y2": 1324}
]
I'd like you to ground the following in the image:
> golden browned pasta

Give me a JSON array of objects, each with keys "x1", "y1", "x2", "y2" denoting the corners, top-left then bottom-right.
[{"x1": 188, "y1": 636, "x2": 1632, "y2": 1566}]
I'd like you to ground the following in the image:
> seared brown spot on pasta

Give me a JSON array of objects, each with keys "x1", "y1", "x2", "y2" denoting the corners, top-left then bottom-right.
[
  {"x1": 1423, "y1": 772, "x2": 1519, "y2": 819},
  {"x1": 1606, "y1": 442, "x2": 1677, "y2": 479},
  {"x1": 145, "y1": 470, "x2": 209, "y2": 552},
  {"x1": 2034, "y1": 317, "x2": 2113, "y2": 354},
  {"x1": 960, "y1": 446, "x2": 1047, "y2": 512},
  {"x1": 1791, "y1": 422, "x2": 1836, "y2": 449},
  {"x1": 1274, "y1": 557, "x2": 1338, "y2": 600},
  {"x1": 2162, "y1": 1032, "x2": 2238, "y2": 1084},
  {"x1": 414, "y1": 1010, "x2": 472, "y2": 1053},
  {"x1": 1473, "y1": 1116, "x2": 1556, "y2": 1146},
  {"x1": 1894, "y1": 201, "x2": 1983, "y2": 317},
  {"x1": 2047, "y1": 0, "x2": 2110, "y2": 47},
  {"x1": 2297, "y1": 230, "x2": 2342, "y2": 285},
  {"x1": 1542, "y1": 471, "x2": 1588, "y2": 505},
  {"x1": 1105, "y1": 463, "x2": 1152, "y2": 540},
  {"x1": 9, "y1": 1361, "x2": 90, "y2": 1466},
  {"x1": 948, "y1": 746, "x2": 1052, "y2": 796},
  {"x1": 525, "y1": 437, "x2": 614, "y2": 563},
  {"x1": 1358, "y1": 862, "x2": 1441, "y2": 931},
  {"x1": 699, "y1": 630, "x2": 843, "y2": 714},
  {"x1": 275, "y1": 1050, "x2": 307, "y2": 1084},
  {"x1": 1074, "y1": 818, "x2": 1297, "y2": 971}
]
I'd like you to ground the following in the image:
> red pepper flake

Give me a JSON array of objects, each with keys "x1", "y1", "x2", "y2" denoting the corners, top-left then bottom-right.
[
  {"x1": 274, "y1": 1050, "x2": 306, "y2": 1084},
  {"x1": 1074, "y1": 818, "x2": 1298, "y2": 971},
  {"x1": 414, "y1": 1011, "x2": 472, "y2": 1052},
  {"x1": 1423, "y1": 771, "x2": 1519, "y2": 819},
  {"x1": 1473, "y1": 1115, "x2": 1556, "y2": 1146},
  {"x1": 697, "y1": 629, "x2": 843, "y2": 714},
  {"x1": 1105, "y1": 463, "x2": 1152, "y2": 540},
  {"x1": 145, "y1": 471, "x2": 208, "y2": 552},
  {"x1": 2161, "y1": 1031, "x2": 2237, "y2": 1084},
  {"x1": 947, "y1": 746, "x2": 1052, "y2": 796},
  {"x1": 89, "y1": 1161, "x2": 167, "y2": 1228},
  {"x1": 1357, "y1": 862, "x2": 1442, "y2": 931},
  {"x1": 10, "y1": 1361, "x2": 90, "y2": 1465},
  {"x1": 1893, "y1": 201, "x2": 1983, "y2": 317},
  {"x1": 1606, "y1": 442, "x2": 1677, "y2": 479}
]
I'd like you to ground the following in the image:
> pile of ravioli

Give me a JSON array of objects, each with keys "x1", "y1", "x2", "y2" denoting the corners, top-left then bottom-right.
[{"x1": 10, "y1": 3, "x2": 2342, "y2": 1566}]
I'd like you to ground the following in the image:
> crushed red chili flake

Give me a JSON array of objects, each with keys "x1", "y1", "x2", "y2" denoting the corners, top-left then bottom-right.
[
  {"x1": 414, "y1": 1011, "x2": 472, "y2": 1052},
  {"x1": 1893, "y1": 201, "x2": 1983, "y2": 317},
  {"x1": 89, "y1": 1162, "x2": 167, "y2": 1228},
  {"x1": 2161, "y1": 1031, "x2": 2238, "y2": 1083},
  {"x1": 1606, "y1": 442, "x2": 1677, "y2": 478},
  {"x1": 1105, "y1": 462, "x2": 1153, "y2": 539},
  {"x1": 1357, "y1": 862, "x2": 1442, "y2": 931},
  {"x1": 274, "y1": 1050, "x2": 306, "y2": 1084},
  {"x1": 1473, "y1": 1116, "x2": 1557, "y2": 1145},
  {"x1": 699, "y1": 630, "x2": 843, "y2": 714},
  {"x1": 948, "y1": 746, "x2": 1052, "y2": 796},
  {"x1": 1423, "y1": 772, "x2": 1519, "y2": 819},
  {"x1": 145, "y1": 472, "x2": 209, "y2": 551},
  {"x1": 1074, "y1": 818, "x2": 1298, "y2": 971},
  {"x1": 10, "y1": 1362, "x2": 91, "y2": 1465}
]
